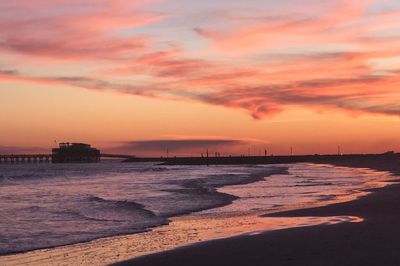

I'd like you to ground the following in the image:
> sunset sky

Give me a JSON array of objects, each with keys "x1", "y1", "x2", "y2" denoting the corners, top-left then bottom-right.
[{"x1": 1, "y1": 0, "x2": 400, "y2": 156}]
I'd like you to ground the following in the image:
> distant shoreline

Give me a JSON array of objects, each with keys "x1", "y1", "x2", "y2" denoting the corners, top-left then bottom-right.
[{"x1": 124, "y1": 152, "x2": 400, "y2": 166}]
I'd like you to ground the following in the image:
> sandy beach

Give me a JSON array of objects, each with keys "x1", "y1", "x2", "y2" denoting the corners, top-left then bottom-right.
[{"x1": 114, "y1": 158, "x2": 400, "y2": 266}]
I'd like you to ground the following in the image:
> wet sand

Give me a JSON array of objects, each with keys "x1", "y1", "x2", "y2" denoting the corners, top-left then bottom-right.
[{"x1": 114, "y1": 158, "x2": 400, "y2": 266}]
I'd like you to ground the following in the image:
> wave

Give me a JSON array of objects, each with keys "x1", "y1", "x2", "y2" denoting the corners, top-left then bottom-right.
[
  {"x1": 0, "y1": 195, "x2": 168, "y2": 255},
  {"x1": 317, "y1": 194, "x2": 338, "y2": 201},
  {"x1": 0, "y1": 164, "x2": 290, "y2": 255},
  {"x1": 133, "y1": 167, "x2": 169, "y2": 172},
  {"x1": 154, "y1": 166, "x2": 289, "y2": 217},
  {"x1": 81, "y1": 196, "x2": 162, "y2": 223},
  {"x1": 294, "y1": 180, "x2": 334, "y2": 187},
  {"x1": 170, "y1": 166, "x2": 288, "y2": 189}
]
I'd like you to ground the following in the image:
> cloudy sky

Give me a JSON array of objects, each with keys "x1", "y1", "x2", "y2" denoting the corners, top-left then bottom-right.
[{"x1": 1, "y1": 0, "x2": 400, "y2": 156}]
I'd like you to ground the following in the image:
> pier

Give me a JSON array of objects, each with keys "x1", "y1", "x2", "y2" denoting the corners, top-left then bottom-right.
[
  {"x1": 0, "y1": 153, "x2": 134, "y2": 164},
  {"x1": 0, "y1": 154, "x2": 52, "y2": 164},
  {"x1": 0, "y1": 142, "x2": 135, "y2": 164}
]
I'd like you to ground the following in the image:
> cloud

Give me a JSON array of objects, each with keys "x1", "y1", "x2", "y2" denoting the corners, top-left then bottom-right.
[
  {"x1": 193, "y1": 74, "x2": 400, "y2": 119},
  {"x1": 0, "y1": 1, "x2": 163, "y2": 60},
  {"x1": 194, "y1": 0, "x2": 371, "y2": 54},
  {"x1": 108, "y1": 139, "x2": 253, "y2": 155},
  {"x1": 1, "y1": 53, "x2": 400, "y2": 120},
  {"x1": 1, "y1": 0, "x2": 400, "y2": 121},
  {"x1": 0, "y1": 69, "x2": 18, "y2": 76},
  {"x1": 124, "y1": 139, "x2": 245, "y2": 150}
]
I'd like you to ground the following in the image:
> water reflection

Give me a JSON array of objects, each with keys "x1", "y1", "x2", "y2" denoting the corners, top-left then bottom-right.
[{"x1": 0, "y1": 211, "x2": 363, "y2": 266}]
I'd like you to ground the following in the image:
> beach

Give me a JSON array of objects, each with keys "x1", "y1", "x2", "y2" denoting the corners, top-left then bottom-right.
[
  {"x1": 114, "y1": 157, "x2": 400, "y2": 266},
  {"x1": 0, "y1": 159, "x2": 398, "y2": 266}
]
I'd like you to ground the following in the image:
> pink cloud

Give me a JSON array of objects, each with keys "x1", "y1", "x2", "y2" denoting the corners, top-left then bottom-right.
[
  {"x1": 1, "y1": 0, "x2": 400, "y2": 121},
  {"x1": 194, "y1": 0, "x2": 372, "y2": 54},
  {"x1": 0, "y1": 0, "x2": 164, "y2": 60}
]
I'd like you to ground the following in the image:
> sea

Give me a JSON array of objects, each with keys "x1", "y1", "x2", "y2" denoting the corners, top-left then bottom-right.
[{"x1": 0, "y1": 161, "x2": 393, "y2": 257}]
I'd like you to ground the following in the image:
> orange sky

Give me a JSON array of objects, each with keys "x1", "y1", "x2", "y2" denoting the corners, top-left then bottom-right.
[{"x1": 1, "y1": 0, "x2": 400, "y2": 156}]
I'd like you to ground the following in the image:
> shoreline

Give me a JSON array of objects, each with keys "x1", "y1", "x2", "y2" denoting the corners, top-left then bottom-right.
[
  {"x1": 0, "y1": 162, "x2": 395, "y2": 265},
  {"x1": 0, "y1": 166, "x2": 288, "y2": 257},
  {"x1": 0, "y1": 166, "x2": 293, "y2": 265},
  {"x1": 123, "y1": 153, "x2": 400, "y2": 166},
  {"x1": 113, "y1": 158, "x2": 400, "y2": 266}
]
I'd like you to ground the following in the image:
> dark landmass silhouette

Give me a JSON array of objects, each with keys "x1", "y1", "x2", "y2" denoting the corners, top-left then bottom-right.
[{"x1": 124, "y1": 152, "x2": 400, "y2": 166}]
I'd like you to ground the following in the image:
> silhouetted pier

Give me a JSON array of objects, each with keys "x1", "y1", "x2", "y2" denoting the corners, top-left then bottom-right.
[
  {"x1": 0, "y1": 154, "x2": 52, "y2": 164},
  {"x1": 0, "y1": 142, "x2": 135, "y2": 164},
  {"x1": 0, "y1": 153, "x2": 135, "y2": 164}
]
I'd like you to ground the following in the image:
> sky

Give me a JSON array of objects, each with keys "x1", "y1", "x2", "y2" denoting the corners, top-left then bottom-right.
[{"x1": 1, "y1": 0, "x2": 400, "y2": 156}]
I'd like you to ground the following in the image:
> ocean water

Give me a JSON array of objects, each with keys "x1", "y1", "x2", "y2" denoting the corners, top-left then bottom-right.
[{"x1": 0, "y1": 161, "x2": 392, "y2": 255}]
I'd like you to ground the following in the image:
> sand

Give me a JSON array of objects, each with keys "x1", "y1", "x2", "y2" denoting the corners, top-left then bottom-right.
[{"x1": 113, "y1": 158, "x2": 400, "y2": 266}]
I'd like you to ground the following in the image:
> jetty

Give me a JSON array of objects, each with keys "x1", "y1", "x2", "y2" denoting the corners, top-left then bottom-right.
[{"x1": 123, "y1": 152, "x2": 400, "y2": 166}]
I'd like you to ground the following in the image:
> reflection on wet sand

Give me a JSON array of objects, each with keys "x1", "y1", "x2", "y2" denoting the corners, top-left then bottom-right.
[{"x1": 0, "y1": 211, "x2": 362, "y2": 266}]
